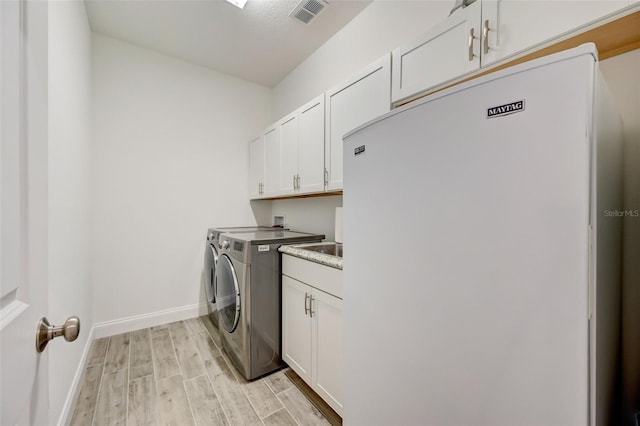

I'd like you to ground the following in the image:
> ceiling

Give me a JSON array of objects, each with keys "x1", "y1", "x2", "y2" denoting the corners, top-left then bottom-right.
[{"x1": 85, "y1": 0, "x2": 372, "y2": 87}]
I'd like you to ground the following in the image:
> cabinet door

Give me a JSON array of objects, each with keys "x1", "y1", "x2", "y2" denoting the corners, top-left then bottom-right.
[
  {"x1": 326, "y1": 54, "x2": 391, "y2": 191},
  {"x1": 312, "y1": 290, "x2": 343, "y2": 416},
  {"x1": 279, "y1": 114, "x2": 299, "y2": 194},
  {"x1": 298, "y1": 94, "x2": 325, "y2": 195},
  {"x1": 249, "y1": 137, "x2": 264, "y2": 199},
  {"x1": 263, "y1": 125, "x2": 280, "y2": 197},
  {"x1": 282, "y1": 276, "x2": 312, "y2": 383},
  {"x1": 481, "y1": 0, "x2": 628, "y2": 66},
  {"x1": 391, "y1": 0, "x2": 481, "y2": 104}
]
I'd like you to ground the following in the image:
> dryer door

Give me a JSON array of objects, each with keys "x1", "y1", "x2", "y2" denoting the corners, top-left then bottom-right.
[
  {"x1": 215, "y1": 254, "x2": 241, "y2": 333},
  {"x1": 204, "y1": 243, "x2": 218, "y2": 304}
]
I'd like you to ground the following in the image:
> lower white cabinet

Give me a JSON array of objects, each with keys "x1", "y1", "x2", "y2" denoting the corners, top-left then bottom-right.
[
  {"x1": 282, "y1": 256, "x2": 343, "y2": 416},
  {"x1": 282, "y1": 276, "x2": 313, "y2": 382},
  {"x1": 311, "y1": 288, "x2": 343, "y2": 414}
]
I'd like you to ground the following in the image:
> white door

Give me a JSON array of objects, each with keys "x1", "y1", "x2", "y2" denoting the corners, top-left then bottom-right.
[
  {"x1": 311, "y1": 290, "x2": 343, "y2": 416},
  {"x1": 391, "y1": 0, "x2": 481, "y2": 104},
  {"x1": 325, "y1": 54, "x2": 391, "y2": 191},
  {"x1": 1, "y1": 1, "x2": 49, "y2": 424},
  {"x1": 281, "y1": 276, "x2": 312, "y2": 383}
]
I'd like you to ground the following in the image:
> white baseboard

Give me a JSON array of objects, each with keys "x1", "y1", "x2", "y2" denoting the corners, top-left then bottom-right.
[
  {"x1": 56, "y1": 324, "x2": 95, "y2": 426},
  {"x1": 94, "y1": 303, "x2": 208, "y2": 338}
]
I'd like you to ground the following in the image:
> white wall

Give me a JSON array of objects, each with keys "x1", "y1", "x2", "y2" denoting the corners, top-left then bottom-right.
[
  {"x1": 48, "y1": 1, "x2": 93, "y2": 423},
  {"x1": 268, "y1": 0, "x2": 450, "y2": 235},
  {"x1": 272, "y1": 0, "x2": 450, "y2": 119},
  {"x1": 600, "y1": 49, "x2": 640, "y2": 424},
  {"x1": 270, "y1": 195, "x2": 342, "y2": 241},
  {"x1": 91, "y1": 35, "x2": 272, "y2": 324}
]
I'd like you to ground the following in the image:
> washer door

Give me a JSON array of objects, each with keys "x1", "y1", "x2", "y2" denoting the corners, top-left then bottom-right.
[
  {"x1": 215, "y1": 254, "x2": 241, "y2": 333},
  {"x1": 204, "y1": 243, "x2": 218, "y2": 304}
]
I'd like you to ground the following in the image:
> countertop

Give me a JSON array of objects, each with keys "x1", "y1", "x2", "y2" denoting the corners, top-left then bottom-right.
[{"x1": 279, "y1": 243, "x2": 343, "y2": 270}]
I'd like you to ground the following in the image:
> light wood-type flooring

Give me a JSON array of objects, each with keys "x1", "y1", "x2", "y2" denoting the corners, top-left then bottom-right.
[{"x1": 70, "y1": 316, "x2": 333, "y2": 426}]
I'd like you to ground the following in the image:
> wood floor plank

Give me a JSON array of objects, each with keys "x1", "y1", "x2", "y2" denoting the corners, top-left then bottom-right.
[
  {"x1": 128, "y1": 375, "x2": 156, "y2": 426},
  {"x1": 87, "y1": 338, "x2": 110, "y2": 367},
  {"x1": 184, "y1": 317, "x2": 208, "y2": 335},
  {"x1": 278, "y1": 386, "x2": 331, "y2": 426},
  {"x1": 150, "y1": 324, "x2": 168, "y2": 331},
  {"x1": 156, "y1": 375, "x2": 195, "y2": 426},
  {"x1": 263, "y1": 369, "x2": 294, "y2": 394},
  {"x1": 104, "y1": 333, "x2": 130, "y2": 373},
  {"x1": 204, "y1": 357, "x2": 261, "y2": 425},
  {"x1": 69, "y1": 364, "x2": 103, "y2": 426},
  {"x1": 130, "y1": 329, "x2": 154, "y2": 380},
  {"x1": 192, "y1": 331, "x2": 220, "y2": 361},
  {"x1": 168, "y1": 321, "x2": 206, "y2": 380},
  {"x1": 263, "y1": 409, "x2": 298, "y2": 426},
  {"x1": 235, "y1": 373, "x2": 283, "y2": 419},
  {"x1": 199, "y1": 316, "x2": 221, "y2": 348},
  {"x1": 94, "y1": 369, "x2": 128, "y2": 426},
  {"x1": 184, "y1": 375, "x2": 228, "y2": 426},
  {"x1": 151, "y1": 328, "x2": 180, "y2": 380}
]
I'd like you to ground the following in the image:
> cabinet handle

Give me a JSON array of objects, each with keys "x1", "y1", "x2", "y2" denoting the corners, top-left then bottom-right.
[
  {"x1": 468, "y1": 27, "x2": 476, "y2": 61},
  {"x1": 324, "y1": 168, "x2": 329, "y2": 187},
  {"x1": 296, "y1": 174, "x2": 300, "y2": 190},
  {"x1": 310, "y1": 296, "x2": 315, "y2": 318},
  {"x1": 483, "y1": 19, "x2": 490, "y2": 55},
  {"x1": 293, "y1": 174, "x2": 296, "y2": 190},
  {"x1": 304, "y1": 293, "x2": 310, "y2": 315}
]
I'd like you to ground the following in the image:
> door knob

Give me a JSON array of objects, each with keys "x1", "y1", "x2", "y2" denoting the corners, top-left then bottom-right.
[{"x1": 36, "y1": 316, "x2": 80, "y2": 353}]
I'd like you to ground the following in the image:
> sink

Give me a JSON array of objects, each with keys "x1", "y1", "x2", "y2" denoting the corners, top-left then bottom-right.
[{"x1": 297, "y1": 243, "x2": 343, "y2": 258}]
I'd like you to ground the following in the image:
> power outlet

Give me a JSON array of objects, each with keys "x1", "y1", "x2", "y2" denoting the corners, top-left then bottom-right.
[{"x1": 273, "y1": 215, "x2": 286, "y2": 228}]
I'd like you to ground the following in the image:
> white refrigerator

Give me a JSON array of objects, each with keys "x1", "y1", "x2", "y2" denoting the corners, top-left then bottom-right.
[{"x1": 343, "y1": 44, "x2": 622, "y2": 426}]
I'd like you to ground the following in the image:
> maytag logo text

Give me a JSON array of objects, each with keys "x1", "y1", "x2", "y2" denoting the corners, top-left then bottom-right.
[{"x1": 487, "y1": 100, "x2": 525, "y2": 118}]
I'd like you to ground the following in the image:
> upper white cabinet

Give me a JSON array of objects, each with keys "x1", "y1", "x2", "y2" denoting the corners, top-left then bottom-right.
[
  {"x1": 325, "y1": 54, "x2": 391, "y2": 191},
  {"x1": 249, "y1": 136, "x2": 264, "y2": 198},
  {"x1": 298, "y1": 96, "x2": 326, "y2": 194},
  {"x1": 279, "y1": 94, "x2": 326, "y2": 196},
  {"x1": 392, "y1": 0, "x2": 629, "y2": 104},
  {"x1": 279, "y1": 114, "x2": 299, "y2": 194},
  {"x1": 481, "y1": 0, "x2": 628, "y2": 66},
  {"x1": 249, "y1": 127, "x2": 278, "y2": 199},
  {"x1": 392, "y1": 0, "x2": 482, "y2": 104},
  {"x1": 263, "y1": 125, "x2": 281, "y2": 198}
]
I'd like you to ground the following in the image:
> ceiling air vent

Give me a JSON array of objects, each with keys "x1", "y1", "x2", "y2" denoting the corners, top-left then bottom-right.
[{"x1": 289, "y1": 0, "x2": 328, "y2": 24}]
